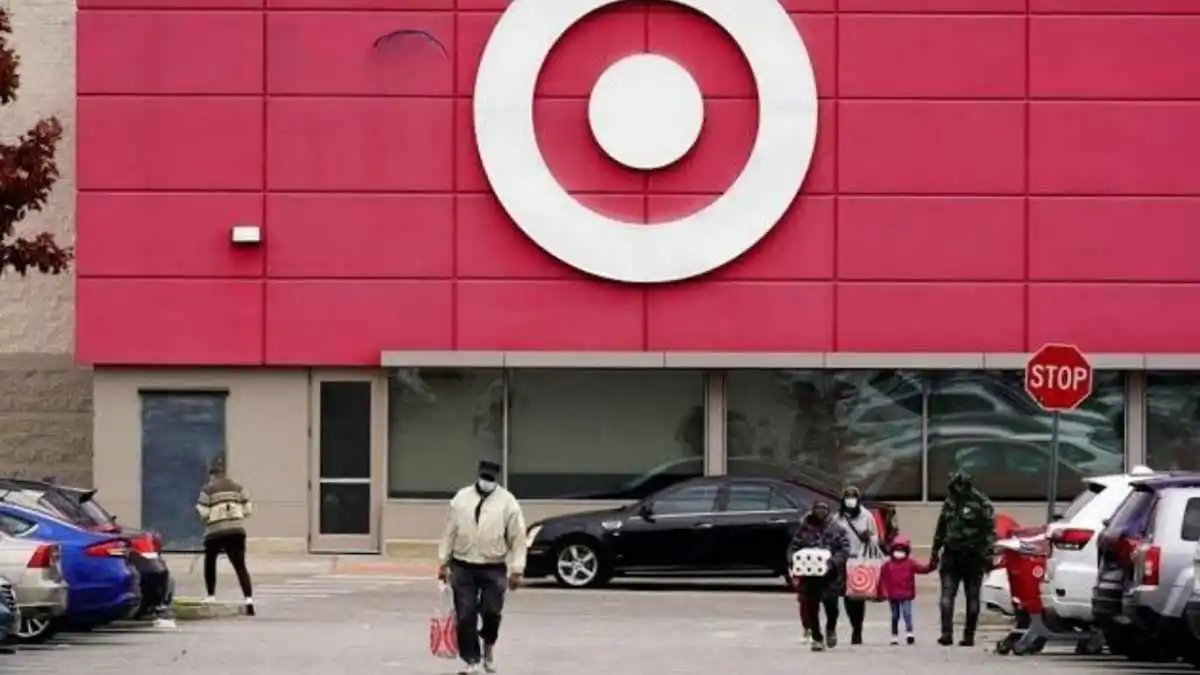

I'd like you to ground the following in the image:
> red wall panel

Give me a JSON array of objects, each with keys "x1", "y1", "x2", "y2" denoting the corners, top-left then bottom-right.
[
  {"x1": 77, "y1": 193, "x2": 264, "y2": 277},
  {"x1": 78, "y1": 11, "x2": 263, "y2": 95},
  {"x1": 265, "y1": 281, "x2": 452, "y2": 364},
  {"x1": 77, "y1": 280, "x2": 264, "y2": 364},
  {"x1": 77, "y1": 97, "x2": 263, "y2": 191},
  {"x1": 76, "y1": 1, "x2": 1200, "y2": 365},
  {"x1": 266, "y1": 194, "x2": 454, "y2": 278}
]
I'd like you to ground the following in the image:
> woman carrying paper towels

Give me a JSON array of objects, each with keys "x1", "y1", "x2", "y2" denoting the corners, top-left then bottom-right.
[{"x1": 833, "y1": 485, "x2": 880, "y2": 645}]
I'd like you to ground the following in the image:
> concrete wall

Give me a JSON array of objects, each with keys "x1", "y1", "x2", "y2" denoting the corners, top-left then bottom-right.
[
  {"x1": 0, "y1": 0, "x2": 91, "y2": 485},
  {"x1": 92, "y1": 369, "x2": 309, "y2": 546}
]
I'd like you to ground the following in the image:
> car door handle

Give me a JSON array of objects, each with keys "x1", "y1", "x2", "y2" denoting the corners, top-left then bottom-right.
[{"x1": 694, "y1": 522, "x2": 714, "y2": 529}]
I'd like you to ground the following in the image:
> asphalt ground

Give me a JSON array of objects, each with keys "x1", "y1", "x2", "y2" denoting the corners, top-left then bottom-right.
[{"x1": 2, "y1": 572, "x2": 1186, "y2": 675}]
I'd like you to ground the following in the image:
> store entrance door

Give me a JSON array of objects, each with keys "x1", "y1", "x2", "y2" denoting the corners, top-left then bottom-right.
[{"x1": 309, "y1": 374, "x2": 384, "y2": 553}]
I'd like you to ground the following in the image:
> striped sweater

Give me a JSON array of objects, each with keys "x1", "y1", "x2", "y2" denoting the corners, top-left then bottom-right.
[{"x1": 196, "y1": 476, "x2": 253, "y2": 539}]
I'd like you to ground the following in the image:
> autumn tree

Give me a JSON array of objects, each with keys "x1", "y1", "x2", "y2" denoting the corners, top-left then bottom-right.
[{"x1": 0, "y1": 7, "x2": 72, "y2": 276}]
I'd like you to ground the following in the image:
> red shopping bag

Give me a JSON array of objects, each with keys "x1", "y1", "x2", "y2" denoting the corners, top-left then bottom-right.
[
  {"x1": 429, "y1": 583, "x2": 458, "y2": 660},
  {"x1": 846, "y1": 557, "x2": 883, "y2": 600}
]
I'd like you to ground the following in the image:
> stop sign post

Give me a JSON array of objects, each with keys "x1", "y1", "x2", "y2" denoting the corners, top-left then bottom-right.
[{"x1": 1025, "y1": 343, "x2": 1095, "y2": 522}]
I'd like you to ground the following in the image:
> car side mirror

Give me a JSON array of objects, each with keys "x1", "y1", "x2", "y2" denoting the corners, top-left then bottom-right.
[
  {"x1": 1050, "y1": 512, "x2": 1064, "y2": 523},
  {"x1": 638, "y1": 503, "x2": 655, "y2": 521},
  {"x1": 1102, "y1": 518, "x2": 1111, "y2": 527}
]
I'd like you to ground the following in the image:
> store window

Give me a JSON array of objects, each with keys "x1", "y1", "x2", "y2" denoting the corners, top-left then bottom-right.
[
  {"x1": 1146, "y1": 373, "x2": 1200, "y2": 471},
  {"x1": 386, "y1": 369, "x2": 503, "y2": 498},
  {"x1": 927, "y1": 371, "x2": 1126, "y2": 501},
  {"x1": 507, "y1": 369, "x2": 704, "y2": 500},
  {"x1": 725, "y1": 370, "x2": 925, "y2": 500}
]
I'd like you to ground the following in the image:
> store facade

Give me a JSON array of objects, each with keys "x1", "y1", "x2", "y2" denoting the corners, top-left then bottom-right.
[{"x1": 75, "y1": 0, "x2": 1200, "y2": 551}]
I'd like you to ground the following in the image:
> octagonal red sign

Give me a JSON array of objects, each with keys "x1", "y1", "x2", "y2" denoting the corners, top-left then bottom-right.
[{"x1": 1024, "y1": 343, "x2": 1094, "y2": 412}]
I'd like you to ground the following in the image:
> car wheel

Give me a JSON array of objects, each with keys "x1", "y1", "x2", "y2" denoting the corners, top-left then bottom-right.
[
  {"x1": 552, "y1": 540, "x2": 608, "y2": 589},
  {"x1": 15, "y1": 615, "x2": 56, "y2": 644}
]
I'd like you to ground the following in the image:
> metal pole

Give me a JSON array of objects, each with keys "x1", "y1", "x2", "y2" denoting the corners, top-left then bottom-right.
[{"x1": 1047, "y1": 411, "x2": 1061, "y2": 523}]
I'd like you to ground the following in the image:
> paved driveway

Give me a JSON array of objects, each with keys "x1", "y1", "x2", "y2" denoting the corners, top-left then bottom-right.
[{"x1": 2, "y1": 574, "x2": 1180, "y2": 675}]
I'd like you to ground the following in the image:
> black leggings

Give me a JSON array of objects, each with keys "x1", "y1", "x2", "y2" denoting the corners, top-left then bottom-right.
[{"x1": 203, "y1": 532, "x2": 253, "y2": 598}]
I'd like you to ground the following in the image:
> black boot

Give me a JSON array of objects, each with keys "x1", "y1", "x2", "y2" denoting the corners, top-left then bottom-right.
[
  {"x1": 938, "y1": 634, "x2": 954, "y2": 646},
  {"x1": 959, "y1": 633, "x2": 975, "y2": 647},
  {"x1": 826, "y1": 624, "x2": 838, "y2": 649},
  {"x1": 851, "y1": 630, "x2": 863, "y2": 645}
]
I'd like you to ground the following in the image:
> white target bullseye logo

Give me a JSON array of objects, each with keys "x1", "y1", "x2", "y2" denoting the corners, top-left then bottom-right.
[{"x1": 473, "y1": 0, "x2": 819, "y2": 284}]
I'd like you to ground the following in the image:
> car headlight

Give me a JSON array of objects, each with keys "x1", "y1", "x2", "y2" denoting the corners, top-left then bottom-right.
[{"x1": 527, "y1": 525, "x2": 542, "y2": 544}]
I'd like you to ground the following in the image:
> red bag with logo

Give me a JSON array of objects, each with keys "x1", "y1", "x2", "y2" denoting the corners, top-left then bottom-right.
[{"x1": 429, "y1": 583, "x2": 458, "y2": 660}]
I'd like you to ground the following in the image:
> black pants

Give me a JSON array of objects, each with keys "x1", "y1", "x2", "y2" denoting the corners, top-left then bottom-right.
[
  {"x1": 842, "y1": 597, "x2": 867, "y2": 638},
  {"x1": 203, "y1": 531, "x2": 253, "y2": 598},
  {"x1": 939, "y1": 551, "x2": 985, "y2": 638},
  {"x1": 450, "y1": 560, "x2": 507, "y2": 665},
  {"x1": 799, "y1": 580, "x2": 841, "y2": 642}
]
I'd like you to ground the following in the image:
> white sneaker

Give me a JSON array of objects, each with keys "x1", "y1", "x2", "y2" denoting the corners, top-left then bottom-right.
[
  {"x1": 202, "y1": 596, "x2": 216, "y2": 604},
  {"x1": 890, "y1": 636, "x2": 899, "y2": 645},
  {"x1": 458, "y1": 664, "x2": 481, "y2": 675},
  {"x1": 801, "y1": 629, "x2": 811, "y2": 645}
]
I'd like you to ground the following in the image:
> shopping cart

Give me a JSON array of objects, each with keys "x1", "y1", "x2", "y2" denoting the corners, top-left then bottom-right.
[{"x1": 993, "y1": 534, "x2": 1102, "y2": 656}]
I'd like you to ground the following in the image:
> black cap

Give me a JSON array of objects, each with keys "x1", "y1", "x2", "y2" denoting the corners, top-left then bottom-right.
[{"x1": 478, "y1": 460, "x2": 501, "y2": 480}]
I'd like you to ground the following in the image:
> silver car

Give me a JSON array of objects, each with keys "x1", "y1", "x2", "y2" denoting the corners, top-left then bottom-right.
[
  {"x1": 1119, "y1": 483, "x2": 1200, "y2": 659},
  {"x1": 0, "y1": 527, "x2": 68, "y2": 643}
]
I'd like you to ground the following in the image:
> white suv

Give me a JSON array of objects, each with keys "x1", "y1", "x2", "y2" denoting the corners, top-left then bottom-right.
[{"x1": 1039, "y1": 466, "x2": 1160, "y2": 628}]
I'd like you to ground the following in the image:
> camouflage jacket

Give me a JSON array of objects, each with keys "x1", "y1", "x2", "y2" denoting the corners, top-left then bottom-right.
[{"x1": 932, "y1": 489, "x2": 995, "y2": 559}]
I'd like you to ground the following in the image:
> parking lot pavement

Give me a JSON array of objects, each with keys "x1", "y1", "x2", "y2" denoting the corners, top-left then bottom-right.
[{"x1": 3, "y1": 574, "x2": 1184, "y2": 675}]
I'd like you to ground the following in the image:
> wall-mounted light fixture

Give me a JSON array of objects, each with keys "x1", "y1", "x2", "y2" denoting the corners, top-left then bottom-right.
[{"x1": 231, "y1": 225, "x2": 261, "y2": 245}]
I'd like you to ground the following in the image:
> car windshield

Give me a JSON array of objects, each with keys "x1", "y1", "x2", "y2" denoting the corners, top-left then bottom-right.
[{"x1": 1060, "y1": 482, "x2": 1105, "y2": 522}]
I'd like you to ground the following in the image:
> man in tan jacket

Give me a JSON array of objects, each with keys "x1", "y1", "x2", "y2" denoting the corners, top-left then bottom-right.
[{"x1": 437, "y1": 460, "x2": 527, "y2": 674}]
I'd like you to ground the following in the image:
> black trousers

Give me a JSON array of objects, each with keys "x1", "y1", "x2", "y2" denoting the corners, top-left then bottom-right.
[
  {"x1": 939, "y1": 551, "x2": 985, "y2": 637},
  {"x1": 799, "y1": 580, "x2": 840, "y2": 642},
  {"x1": 842, "y1": 598, "x2": 867, "y2": 637},
  {"x1": 450, "y1": 560, "x2": 507, "y2": 665},
  {"x1": 203, "y1": 531, "x2": 253, "y2": 598}
]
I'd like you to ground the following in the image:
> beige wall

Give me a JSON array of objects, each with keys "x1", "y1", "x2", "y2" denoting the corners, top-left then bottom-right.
[
  {"x1": 0, "y1": 0, "x2": 92, "y2": 486},
  {"x1": 92, "y1": 369, "x2": 310, "y2": 544}
]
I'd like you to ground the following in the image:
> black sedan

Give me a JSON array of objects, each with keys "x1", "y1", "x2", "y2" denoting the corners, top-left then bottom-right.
[
  {"x1": 524, "y1": 476, "x2": 885, "y2": 588},
  {"x1": 0, "y1": 479, "x2": 173, "y2": 620}
]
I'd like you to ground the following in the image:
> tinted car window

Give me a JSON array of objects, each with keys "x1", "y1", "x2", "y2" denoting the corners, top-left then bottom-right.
[
  {"x1": 1108, "y1": 488, "x2": 1157, "y2": 537},
  {"x1": 654, "y1": 485, "x2": 719, "y2": 515},
  {"x1": 0, "y1": 512, "x2": 35, "y2": 536},
  {"x1": 1061, "y1": 483, "x2": 1105, "y2": 522},
  {"x1": 725, "y1": 484, "x2": 789, "y2": 512},
  {"x1": 1182, "y1": 498, "x2": 1200, "y2": 542}
]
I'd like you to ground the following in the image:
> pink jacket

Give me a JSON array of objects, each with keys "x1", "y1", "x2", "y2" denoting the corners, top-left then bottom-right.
[{"x1": 879, "y1": 556, "x2": 934, "y2": 601}]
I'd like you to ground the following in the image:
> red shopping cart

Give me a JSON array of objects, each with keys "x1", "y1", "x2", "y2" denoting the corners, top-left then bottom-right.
[{"x1": 993, "y1": 534, "x2": 1101, "y2": 656}]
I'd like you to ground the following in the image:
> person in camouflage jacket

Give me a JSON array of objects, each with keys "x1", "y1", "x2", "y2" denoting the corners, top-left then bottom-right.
[{"x1": 929, "y1": 471, "x2": 995, "y2": 646}]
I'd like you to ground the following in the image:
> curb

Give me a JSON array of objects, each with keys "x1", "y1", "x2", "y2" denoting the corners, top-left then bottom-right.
[{"x1": 171, "y1": 598, "x2": 244, "y2": 620}]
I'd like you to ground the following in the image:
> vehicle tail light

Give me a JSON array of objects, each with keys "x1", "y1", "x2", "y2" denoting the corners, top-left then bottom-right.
[
  {"x1": 1050, "y1": 528, "x2": 1094, "y2": 552},
  {"x1": 1141, "y1": 544, "x2": 1162, "y2": 587},
  {"x1": 85, "y1": 539, "x2": 129, "y2": 558},
  {"x1": 26, "y1": 543, "x2": 59, "y2": 569},
  {"x1": 130, "y1": 532, "x2": 161, "y2": 558},
  {"x1": 1115, "y1": 536, "x2": 1142, "y2": 570}
]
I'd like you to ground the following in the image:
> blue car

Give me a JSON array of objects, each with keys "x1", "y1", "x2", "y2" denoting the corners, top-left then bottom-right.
[{"x1": 0, "y1": 501, "x2": 139, "y2": 628}]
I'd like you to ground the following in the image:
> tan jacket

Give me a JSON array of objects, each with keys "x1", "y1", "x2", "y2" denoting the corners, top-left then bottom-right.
[{"x1": 438, "y1": 485, "x2": 527, "y2": 574}]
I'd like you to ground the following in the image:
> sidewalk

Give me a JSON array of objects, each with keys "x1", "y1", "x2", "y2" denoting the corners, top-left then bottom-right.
[{"x1": 163, "y1": 552, "x2": 439, "y2": 578}]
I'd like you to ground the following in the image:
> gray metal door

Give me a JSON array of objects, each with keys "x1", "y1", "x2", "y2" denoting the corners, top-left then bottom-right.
[{"x1": 140, "y1": 391, "x2": 227, "y2": 552}]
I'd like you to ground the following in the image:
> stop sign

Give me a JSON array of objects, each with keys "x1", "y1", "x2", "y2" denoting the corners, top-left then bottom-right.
[{"x1": 1025, "y1": 343, "x2": 1094, "y2": 411}]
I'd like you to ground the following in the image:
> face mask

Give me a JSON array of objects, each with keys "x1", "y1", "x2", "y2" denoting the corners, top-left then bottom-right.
[
  {"x1": 476, "y1": 479, "x2": 497, "y2": 493},
  {"x1": 844, "y1": 498, "x2": 859, "y2": 510},
  {"x1": 892, "y1": 550, "x2": 907, "y2": 560}
]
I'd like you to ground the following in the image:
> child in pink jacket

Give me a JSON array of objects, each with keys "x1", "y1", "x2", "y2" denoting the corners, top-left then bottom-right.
[{"x1": 878, "y1": 536, "x2": 935, "y2": 645}]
